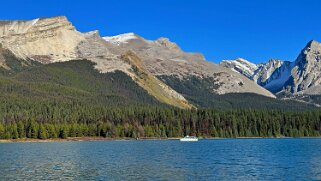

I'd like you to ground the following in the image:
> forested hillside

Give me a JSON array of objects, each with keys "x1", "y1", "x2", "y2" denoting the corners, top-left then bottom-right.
[
  {"x1": 0, "y1": 60, "x2": 320, "y2": 139},
  {"x1": 0, "y1": 60, "x2": 162, "y2": 107}
]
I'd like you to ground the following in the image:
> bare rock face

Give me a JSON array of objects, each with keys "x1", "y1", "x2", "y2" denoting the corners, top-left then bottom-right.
[
  {"x1": 0, "y1": 16, "x2": 85, "y2": 63},
  {"x1": 289, "y1": 40, "x2": 321, "y2": 94},
  {"x1": 0, "y1": 16, "x2": 74, "y2": 36}
]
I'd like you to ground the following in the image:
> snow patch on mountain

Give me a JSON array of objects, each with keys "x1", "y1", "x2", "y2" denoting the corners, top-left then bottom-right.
[
  {"x1": 103, "y1": 33, "x2": 138, "y2": 45},
  {"x1": 220, "y1": 58, "x2": 258, "y2": 78}
]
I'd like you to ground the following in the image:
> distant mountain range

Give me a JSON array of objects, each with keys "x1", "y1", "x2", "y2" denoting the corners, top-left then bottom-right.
[
  {"x1": 0, "y1": 16, "x2": 319, "y2": 109},
  {"x1": 221, "y1": 40, "x2": 321, "y2": 105}
]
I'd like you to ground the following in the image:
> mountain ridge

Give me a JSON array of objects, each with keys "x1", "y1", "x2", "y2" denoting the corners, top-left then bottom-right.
[
  {"x1": 103, "y1": 32, "x2": 275, "y2": 98},
  {"x1": 220, "y1": 40, "x2": 321, "y2": 95},
  {"x1": 0, "y1": 15, "x2": 276, "y2": 109}
]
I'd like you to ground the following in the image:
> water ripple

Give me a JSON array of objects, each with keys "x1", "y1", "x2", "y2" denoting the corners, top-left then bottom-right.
[{"x1": 0, "y1": 139, "x2": 321, "y2": 180}]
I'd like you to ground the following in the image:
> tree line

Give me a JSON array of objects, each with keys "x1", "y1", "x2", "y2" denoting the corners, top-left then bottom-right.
[{"x1": 1, "y1": 106, "x2": 321, "y2": 139}]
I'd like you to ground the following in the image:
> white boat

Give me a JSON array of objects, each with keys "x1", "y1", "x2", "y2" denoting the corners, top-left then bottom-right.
[{"x1": 180, "y1": 136, "x2": 198, "y2": 142}]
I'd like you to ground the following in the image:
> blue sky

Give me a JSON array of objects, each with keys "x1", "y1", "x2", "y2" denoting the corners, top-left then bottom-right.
[{"x1": 1, "y1": 0, "x2": 320, "y2": 63}]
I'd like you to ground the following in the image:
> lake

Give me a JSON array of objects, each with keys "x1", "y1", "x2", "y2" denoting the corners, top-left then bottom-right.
[{"x1": 0, "y1": 138, "x2": 321, "y2": 180}]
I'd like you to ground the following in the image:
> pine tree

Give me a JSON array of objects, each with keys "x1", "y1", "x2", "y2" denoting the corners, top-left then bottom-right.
[
  {"x1": 0, "y1": 123, "x2": 5, "y2": 139},
  {"x1": 17, "y1": 122, "x2": 25, "y2": 138},
  {"x1": 11, "y1": 123, "x2": 19, "y2": 139},
  {"x1": 38, "y1": 125, "x2": 48, "y2": 139}
]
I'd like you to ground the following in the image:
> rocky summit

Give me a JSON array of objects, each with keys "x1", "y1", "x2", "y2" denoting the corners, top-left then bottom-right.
[{"x1": 289, "y1": 40, "x2": 321, "y2": 95}]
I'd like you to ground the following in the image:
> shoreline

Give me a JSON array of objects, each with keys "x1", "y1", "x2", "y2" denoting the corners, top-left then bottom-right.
[
  {"x1": 1, "y1": 136, "x2": 321, "y2": 143},
  {"x1": 0, "y1": 137, "x2": 181, "y2": 143}
]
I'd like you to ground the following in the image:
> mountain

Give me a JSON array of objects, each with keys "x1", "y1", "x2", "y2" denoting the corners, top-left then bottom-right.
[
  {"x1": 220, "y1": 40, "x2": 321, "y2": 96},
  {"x1": 221, "y1": 59, "x2": 295, "y2": 93},
  {"x1": 103, "y1": 33, "x2": 275, "y2": 98},
  {"x1": 288, "y1": 40, "x2": 321, "y2": 95},
  {"x1": 0, "y1": 17, "x2": 191, "y2": 109},
  {"x1": 0, "y1": 16, "x2": 276, "y2": 110}
]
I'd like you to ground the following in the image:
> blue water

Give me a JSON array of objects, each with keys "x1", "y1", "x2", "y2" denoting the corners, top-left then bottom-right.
[{"x1": 0, "y1": 139, "x2": 321, "y2": 180}]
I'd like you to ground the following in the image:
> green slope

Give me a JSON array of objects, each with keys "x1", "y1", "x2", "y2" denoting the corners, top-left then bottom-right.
[
  {"x1": 158, "y1": 75, "x2": 317, "y2": 111},
  {"x1": 0, "y1": 44, "x2": 40, "y2": 75},
  {"x1": 0, "y1": 59, "x2": 163, "y2": 107}
]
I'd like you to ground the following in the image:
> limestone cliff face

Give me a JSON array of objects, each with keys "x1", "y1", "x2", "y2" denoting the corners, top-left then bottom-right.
[
  {"x1": 0, "y1": 16, "x2": 85, "y2": 63},
  {"x1": 0, "y1": 16, "x2": 74, "y2": 36}
]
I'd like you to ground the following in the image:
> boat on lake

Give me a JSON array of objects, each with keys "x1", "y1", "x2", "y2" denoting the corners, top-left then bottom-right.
[{"x1": 180, "y1": 136, "x2": 198, "y2": 142}]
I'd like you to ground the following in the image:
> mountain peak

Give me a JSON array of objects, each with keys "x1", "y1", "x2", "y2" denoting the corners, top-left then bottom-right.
[
  {"x1": 304, "y1": 40, "x2": 321, "y2": 52},
  {"x1": 155, "y1": 37, "x2": 181, "y2": 51},
  {"x1": 0, "y1": 16, "x2": 74, "y2": 37},
  {"x1": 296, "y1": 40, "x2": 321, "y2": 64},
  {"x1": 307, "y1": 39, "x2": 320, "y2": 46},
  {"x1": 304, "y1": 38, "x2": 320, "y2": 49}
]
